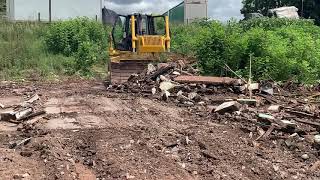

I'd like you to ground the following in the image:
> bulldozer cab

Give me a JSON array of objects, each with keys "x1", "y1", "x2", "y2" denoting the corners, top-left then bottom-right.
[
  {"x1": 110, "y1": 14, "x2": 170, "y2": 54},
  {"x1": 108, "y1": 13, "x2": 170, "y2": 84}
]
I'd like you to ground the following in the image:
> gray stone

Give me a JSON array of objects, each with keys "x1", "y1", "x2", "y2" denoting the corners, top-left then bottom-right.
[
  {"x1": 268, "y1": 105, "x2": 281, "y2": 112},
  {"x1": 177, "y1": 90, "x2": 183, "y2": 96},
  {"x1": 247, "y1": 83, "x2": 259, "y2": 91},
  {"x1": 237, "y1": 99, "x2": 257, "y2": 106},
  {"x1": 188, "y1": 92, "x2": 197, "y2": 100},
  {"x1": 161, "y1": 91, "x2": 171, "y2": 101},
  {"x1": 314, "y1": 135, "x2": 320, "y2": 144},
  {"x1": 301, "y1": 154, "x2": 309, "y2": 160},
  {"x1": 261, "y1": 86, "x2": 274, "y2": 95},
  {"x1": 159, "y1": 82, "x2": 175, "y2": 92},
  {"x1": 160, "y1": 75, "x2": 169, "y2": 82},
  {"x1": 151, "y1": 88, "x2": 157, "y2": 95},
  {"x1": 258, "y1": 113, "x2": 275, "y2": 120},
  {"x1": 279, "y1": 120, "x2": 296, "y2": 128},
  {"x1": 147, "y1": 64, "x2": 156, "y2": 75},
  {"x1": 214, "y1": 101, "x2": 241, "y2": 114},
  {"x1": 177, "y1": 95, "x2": 189, "y2": 103},
  {"x1": 172, "y1": 71, "x2": 181, "y2": 75}
]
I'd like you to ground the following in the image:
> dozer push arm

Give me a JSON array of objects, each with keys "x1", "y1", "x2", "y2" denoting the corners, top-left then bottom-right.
[
  {"x1": 131, "y1": 15, "x2": 138, "y2": 52},
  {"x1": 165, "y1": 16, "x2": 171, "y2": 52}
]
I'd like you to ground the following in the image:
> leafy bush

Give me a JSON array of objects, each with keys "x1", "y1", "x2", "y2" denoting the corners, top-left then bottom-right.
[
  {"x1": 240, "y1": 17, "x2": 315, "y2": 31},
  {"x1": 171, "y1": 21, "x2": 216, "y2": 56},
  {"x1": 176, "y1": 18, "x2": 320, "y2": 84},
  {"x1": 0, "y1": 20, "x2": 74, "y2": 80},
  {"x1": 45, "y1": 18, "x2": 109, "y2": 75}
]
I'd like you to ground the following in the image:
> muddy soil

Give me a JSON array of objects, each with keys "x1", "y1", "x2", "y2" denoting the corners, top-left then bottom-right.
[{"x1": 0, "y1": 80, "x2": 319, "y2": 180}]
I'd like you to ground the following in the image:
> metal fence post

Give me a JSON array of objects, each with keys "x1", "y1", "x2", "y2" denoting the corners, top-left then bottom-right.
[{"x1": 49, "y1": 0, "x2": 52, "y2": 22}]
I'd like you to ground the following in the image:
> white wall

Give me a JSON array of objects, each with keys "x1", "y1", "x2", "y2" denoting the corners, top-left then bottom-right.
[
  {"x1": 184, "y1": 0, "x2": 208, "y2": 24},
  {"x1": 7, "y1": 0, "x2": 102, "y2": 21},
  {"x1": 13, "y1": 0, "x2": 49, "y2": 21}
]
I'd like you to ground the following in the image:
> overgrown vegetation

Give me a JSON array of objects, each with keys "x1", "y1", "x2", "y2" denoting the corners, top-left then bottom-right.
[
  {"x1": 171, "y1": 18, "x2": 320, "y2": 84},
  {"x1": 0, "y1": 20, "x2": 74, "y2": 80},
  {"x1": 0, "y1": 18, "x2": 109, "y2": 80},
  {"x1": 44, "y1": 18, "x2": 109, "y2": 75},
  {"x1": 1, "y1": 17, "x2": 320, "y2": 84}
]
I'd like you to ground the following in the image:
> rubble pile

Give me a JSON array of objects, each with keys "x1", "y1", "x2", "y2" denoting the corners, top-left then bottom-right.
[
  {"x1": 107, "y1": 62, "x2": 320, "y2": 155},
  {"x1": 107, "y1": 62, "x2": 242, "y2": 105}
]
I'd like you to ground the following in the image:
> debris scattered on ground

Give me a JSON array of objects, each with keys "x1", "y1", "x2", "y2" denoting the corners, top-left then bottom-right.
[
  {"x1": 9, "y1": 137, "x2": 32, "y2": 149},
  {"x1": 106, "y1": 61, "x2": 320, "y2": 153},
  {"x1": 1, "y1": 79, "x2": 320, "y2": 179},
  {"x1": 0, "y1": 94, "x2": 45, "y2": 124}
]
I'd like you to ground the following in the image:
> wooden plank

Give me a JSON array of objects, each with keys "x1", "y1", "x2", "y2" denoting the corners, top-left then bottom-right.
[{"x1": 174, "y1": 75, "x2": 239, "y2": 85}]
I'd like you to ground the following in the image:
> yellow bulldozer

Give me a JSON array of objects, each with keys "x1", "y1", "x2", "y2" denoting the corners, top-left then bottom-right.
[{"x1": 108, "y1": 13, "x2": 171, "y2": 84}]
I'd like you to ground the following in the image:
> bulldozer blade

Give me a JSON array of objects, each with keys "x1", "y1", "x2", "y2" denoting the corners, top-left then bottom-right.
[{"x1": 110, "y1": 60, "x2": 152, "y2": 84}]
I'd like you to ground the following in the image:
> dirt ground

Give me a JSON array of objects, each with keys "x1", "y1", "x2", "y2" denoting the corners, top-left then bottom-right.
[{"x1": 0, "y1": 80, "x2": 319, "y2": 180}]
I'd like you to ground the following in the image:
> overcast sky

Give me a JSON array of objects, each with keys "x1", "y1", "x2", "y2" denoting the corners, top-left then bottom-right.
[{"x1": 104, "y1": 0, "x2": 243, "y2": 21}]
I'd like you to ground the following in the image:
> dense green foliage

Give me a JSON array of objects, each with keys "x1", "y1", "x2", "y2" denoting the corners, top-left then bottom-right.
[
  {"x1": 0, "y1": 20, "x2": 74, "y2": 80},
  {"x1": 171, "y1": 18, "x2": 320, "y2": 83},
  {"x1": 0, "y1": 18, "x2": 109, "y2": 80},
  {"x1": 1, "y1": 17, "x2": 320, "y2": 84},
  {"x1": 0, "y1": 0, "x2": 5, "y2": 17},
  {"x1": 45, "y1": 18, "x2": 109, "y2": 75},
  {"x1": 241, "y1": 0, "x2": 320, "y2": 25}
]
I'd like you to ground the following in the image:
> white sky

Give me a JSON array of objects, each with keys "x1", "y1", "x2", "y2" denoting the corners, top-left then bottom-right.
[{"x1": 104, "y1": 0, "x2": 243, "y2": 21}]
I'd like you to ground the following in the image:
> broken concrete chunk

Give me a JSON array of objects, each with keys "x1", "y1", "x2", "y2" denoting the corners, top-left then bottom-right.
[
  {"x1": 21, "y1": 94, "x2": 40, "y2": 107},
  {"x1": 161, "y1": 91, "x2": 171, "y2": 101},
  {"x1": 237, "y1": 99, "x2": 257, "y2": 106},
  {"x1": 147, "y1": 64, "x2": 156, "y2": 75},
  {"x1": 301, "y1": 154, "x2": 309, "y2": 160},
  {"x1": 159, "y1": 82, "x2": 175, "y2": 92},
  {"x1": 314, "y1": 135, "x2": 320, "y2": 144},
  {"x1": 268, "y1": 105, "x2": 281, "y2": 112},
  {"x1": 183, "y1": 101, "x2": 194, "y2": 107},
  {"x1": 177, "y1": 95, "x2": 189, "y2": 103},
  {"x1": 214, "y1": 101, "x2": 241, "y2": 114},
  {"x1": 15, "y1": 108, "x2": 33, "y2": 120},
  {"x1": 9, "y1": 137, "x2": 32, "y2": 149},
  {"x1": 198, "y1": 101, "x2": 205, "y2": 105},
  {"x1": 151, "y1": 88, "x2": 157, "y2": 95},
  {"x1": 188, "y1": 92, "x2": 198, "y2": 100},
  {"x1": 247, "y1": 83, "x2": 259, "y2": 91},
  {"x1": 26, "y1": 94, "x2": 40, "y2": 104},
  {"x1": 279, "y1": 120, "x2": 296, "y2": 128},
  {"x1": 258, "y1": 114, "x2": 275, "y2": 120},
  {"x1": 160, "y1": 75, "x2": 169, "y2": 82},
  {"x1": 177, "y1": 90, "x2": 183, "y2": 96},
  {"x1": 172, "y1": 71, "x2": 181, "y2": 76},
  {"x1": 261, "y1": 86, "x2": 274, "y2": 95}
]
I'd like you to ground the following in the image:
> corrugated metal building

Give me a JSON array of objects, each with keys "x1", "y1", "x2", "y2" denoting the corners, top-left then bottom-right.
[
  {"x1": 164, "y1": 0, "x2": 208, "y2": 24},
  {"x1": 6, "y1": 0, "x2": 102, "y2": 21}
]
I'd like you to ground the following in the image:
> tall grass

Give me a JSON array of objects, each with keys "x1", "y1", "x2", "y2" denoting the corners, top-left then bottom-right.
[
  {"x1": 0, "y1": 20, "x2": 75, "y2": 80},
  {"x1": 0, "y1": 0, "x2": 5, "y2": 18}
]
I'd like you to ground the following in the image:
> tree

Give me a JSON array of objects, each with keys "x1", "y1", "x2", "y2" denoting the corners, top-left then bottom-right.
[
  {"x1": 241, "y1": 0, "x2": 320, "y2": 25},
  {"x1": 0, "y1": 0, "x2": 5, "y2": 15}
]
